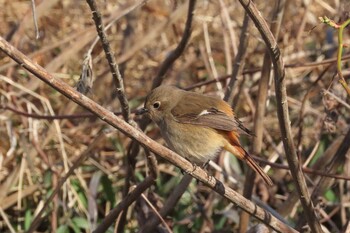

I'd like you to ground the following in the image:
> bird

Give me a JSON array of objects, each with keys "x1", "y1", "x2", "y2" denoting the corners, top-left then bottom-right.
[{"x1": 137, "y1": 85, "x2": 273, "y2": 186}]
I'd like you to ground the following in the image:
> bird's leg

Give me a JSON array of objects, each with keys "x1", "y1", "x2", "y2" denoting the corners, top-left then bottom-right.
[
  {"x1": 182, "y1": 160, "x2": 210, "y2": 177},
  {"x1": 202, "y1": 160, "x2": 211, "y2": 180},
  {"x1": 180, "y1": 158, "x2": 198, "y2": 175},
  {"x1": 202, "y1": 160, "x2": 211, "y2": 169},
  {"x1": 184, "y1": 162, "x2": 197, "y2": 175}
]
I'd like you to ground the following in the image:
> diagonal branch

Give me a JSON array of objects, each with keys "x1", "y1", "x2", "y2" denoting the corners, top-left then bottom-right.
[
  {"x1": 0, "y1": 36, "x2": 297, "y2": 233},
  {"x1": 86, "y1": 0, "x2": 130, "y2": 122}
]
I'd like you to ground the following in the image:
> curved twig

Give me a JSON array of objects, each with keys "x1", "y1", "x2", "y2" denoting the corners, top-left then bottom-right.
[
  {"x1": 240, "y1": 1, "x2": 287, "y2": 232},
  {"x1": 236, "y1": 0, "x2": 322, "y2": 232}
]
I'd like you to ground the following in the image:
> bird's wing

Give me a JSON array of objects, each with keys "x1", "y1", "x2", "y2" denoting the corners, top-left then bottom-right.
[{"x1": 171, "y1": 93, "x2": 253, "y2": 136}]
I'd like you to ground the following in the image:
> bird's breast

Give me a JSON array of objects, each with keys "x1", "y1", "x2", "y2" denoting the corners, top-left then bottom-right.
[{"x1": 158, "y1": 118, "x2": 225, "y2": 164}]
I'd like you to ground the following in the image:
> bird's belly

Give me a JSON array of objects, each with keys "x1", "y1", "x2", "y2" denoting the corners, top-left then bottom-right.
[{"x1": 160, "y1": 122, "x2": 224, "y2": 164}]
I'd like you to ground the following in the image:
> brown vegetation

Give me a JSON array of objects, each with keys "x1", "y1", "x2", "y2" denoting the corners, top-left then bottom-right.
[{"x1": 0, "y1": 0, "x2": 350, "y2": 232}]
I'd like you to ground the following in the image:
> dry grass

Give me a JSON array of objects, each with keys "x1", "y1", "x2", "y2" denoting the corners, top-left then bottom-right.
[{"x1": 0, "y1": 0, "x2": 350, "y2": 232}]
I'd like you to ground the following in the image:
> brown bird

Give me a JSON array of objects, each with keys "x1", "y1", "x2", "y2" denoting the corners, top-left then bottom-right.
[{"x1": 137, "y1": 85, "x2": 273, "y2": 186}]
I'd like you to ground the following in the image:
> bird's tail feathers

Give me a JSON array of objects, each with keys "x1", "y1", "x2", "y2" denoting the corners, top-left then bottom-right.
[{"x1": 226, "y1": 131, "x2": 273, "y2": 186}]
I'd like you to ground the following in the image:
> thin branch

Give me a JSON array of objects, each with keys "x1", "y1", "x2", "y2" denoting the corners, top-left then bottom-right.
[
  {"x1": 237, "y1": 0, "x2": 322, "y2": 232},
  {"x1": 224, "y1": 12, "x2": 250, "y2": 104},
  {"x1": 240, "y1": 1, "x2": 287, "y2": 232},
  {"x1": 93, "y1": 176, "x2": 156, "y2": 233},
  {"x1": 119, "y1": 1, "x2": 196, "y2": 230},
  {"x1": 152, "y1": 0, "x2": 196, "y2": 89},
  {"x1": 138, "y1": 174, "x2": 193, "y2": 233},
  {"x1": 0, "y1": 207, "x2": 16, "y2": 233},
  {"x1": 86, "y1": 0, "x2": 130, "y2": 122},
  {"x1": 296, "y1": 66, "x2": 331, "y2": 155},
  {"x1": 86, "y1": 0, "x2": 147, "y2": 57},
  {"x1": 253, "y1": 156, "x2": 350, "y2": 181},
  {"x1": 4, "y1": 100, "x2": 350, "y2": 181},
  {"x1": 30, "y1": 0, "x2": 39, "y2": 39},
  {"x1": 286, "y1": 53, "x2": 350, "y2": 68},
  {"x1": 293, "y1": 126, "x2": 350, "y2": 229},
  {"x1": 320, "y1": 16, "x2": 350, "y2": 96},
  {"x1": 0, "y1": 104, "x2": 129, "y2": 120},
  {"x1": 0, "y1": 36, "x2": 297, "y2": 233},
  {"x1": 27, "y1": 131, "x2": 105, "y2": 233},
  {"x1": 145, "y1": 149, "x2": 159, "y2": 180},
  {"x1": 140, "y1": 193, "x2": 173, "y2": 233},
  {"x1": 202, "y1": 20, "x2": 223, "y2": 94},
  {"x1": 335, "y1": 18, "x2": 350, "y2": 96},
  {"x1": 310, "y1": 126, "x2": 350, "y2": 214},
  {"x1": 322, "y1": 89, "x2": 350, "y2": 110}
]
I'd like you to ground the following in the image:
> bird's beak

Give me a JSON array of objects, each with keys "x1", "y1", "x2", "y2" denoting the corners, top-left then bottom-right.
[{"x1": 136, "y1": 107, "x2": 149, "y2": 115}]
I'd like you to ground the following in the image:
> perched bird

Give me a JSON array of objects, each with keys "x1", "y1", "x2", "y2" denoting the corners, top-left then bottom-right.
[{"x1": 137, "y1": 85, "x2": 273, "y2": 185}]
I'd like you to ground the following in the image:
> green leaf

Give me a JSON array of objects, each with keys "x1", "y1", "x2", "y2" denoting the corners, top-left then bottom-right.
[
  {"x1": 71, "y1": 179, "x2": 88, "y2": 208},
  {"x1": 324, "y1": 189, "x2": 337, "y2": 202},
  {"x1": 110, "y1": 135, "x2": 125, "y2": 153},
  {"x1": 101, "y1": 175, "x2": 115, "y2": 206},
  {"x1": 161, "y1": 175, "x2": 181, "y2": 195},
  {"x1": 24, "y1": 209, "x2": 32, "y2": 231},
  {"x1": 310, "y1": 136, "x2": 328, "y2": 166},
  {"x1": 178, "y1": 190, "x2": 191, "y2": 206},
  {"x1": 69, "y1": 220, "x2": 81, "y2": 233},
  {"x1": 43, "y1": 170, "x2": 53, "y2": 188},
  {"x1": 134, "y1": 171, "x2": 145, "y2": 183},
  {"x1": 57, "y1": 225, "x2": 69, "y2": 233},
  {"x1": 72, "y1": 217, "x2": 89, "y2": 229},
  {"x1": 215, "y1": 215, "x2": 227, "y2": 229}
]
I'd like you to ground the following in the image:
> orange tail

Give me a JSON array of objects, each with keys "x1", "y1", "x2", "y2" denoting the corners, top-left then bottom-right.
[{"x1": 224, "y1": 131, "x2": 273, "y2": 186}]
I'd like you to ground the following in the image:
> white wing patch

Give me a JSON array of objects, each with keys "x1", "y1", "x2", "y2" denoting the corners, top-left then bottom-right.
[{"x1": 198, "y1": 109, "x2": 211, "y2": 116}]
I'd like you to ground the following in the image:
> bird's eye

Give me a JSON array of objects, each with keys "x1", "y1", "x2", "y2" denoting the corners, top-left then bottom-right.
[{"x1": 153, "y1": 101, "x2": 161, "y2": 109}]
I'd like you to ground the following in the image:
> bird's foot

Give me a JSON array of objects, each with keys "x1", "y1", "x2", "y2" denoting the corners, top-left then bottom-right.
[{"x1": 182, "y1": 162, "x2": 198, "y2": 175}]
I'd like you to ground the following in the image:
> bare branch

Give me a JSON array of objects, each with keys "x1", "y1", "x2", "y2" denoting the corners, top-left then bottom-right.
[
  {"x1": 119, "y1": 2, "x2": 197, "y2": 230},
  {"x1": 152, "y1": 0, "x2": 196, "y2": 89},
  {"x1": 240, "y1": 1, "x2": 287, "y2": 232},
  {"x1": 30, "y1": 0, "x2": 40, "y2": 39},
  {"x1": 138, "y1": 174, "x2": 193, "y2": 233},
  {"x1": 93, "y1": 176, "x2": 156, "y2": 233},
  {"x1": 236, "y1": 0, "x2": 323, "y2": 232},
  {"x1": 224, "y1": 13, "x2": 250, "y2": 104},
  {"x1": 0, "y1": 36, "x2": 297, "y2": 233},
  {"x1": 86, "y1": 0, "x2": 130, "y2": 122},
  {"x1": 308, "y1": 127, "x2": 350, "y2": 223}
]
